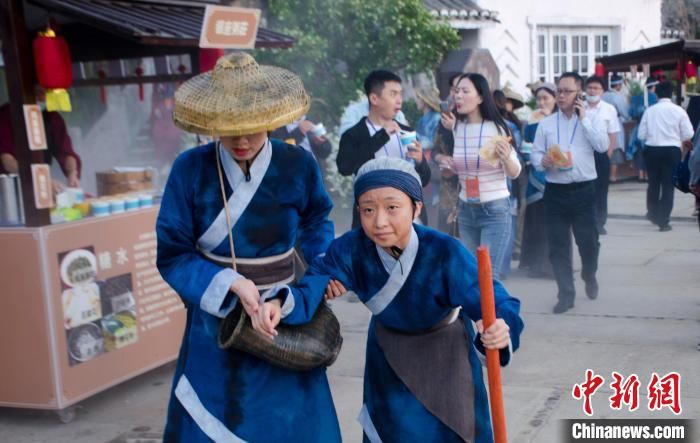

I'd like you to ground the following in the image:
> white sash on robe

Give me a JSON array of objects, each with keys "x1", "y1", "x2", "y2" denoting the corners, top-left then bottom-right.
[
  {"x1": 364, "y1": 227, "x2": 419, "y2": 316},
  {"x1": 197, "y1": 141, "x2": 272, "y2": 252}
]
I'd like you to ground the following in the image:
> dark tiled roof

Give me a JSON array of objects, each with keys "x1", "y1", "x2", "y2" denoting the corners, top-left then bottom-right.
[
  {"x1": 28, "y1": 0, "x2": 295, "y2": 48},
  {"x1": 424, "y1": 0, "x2": 499, "y2": 21}
]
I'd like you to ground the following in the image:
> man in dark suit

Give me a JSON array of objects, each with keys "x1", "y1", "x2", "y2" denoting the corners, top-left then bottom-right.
[{"x1": 338, "y1": 70, "x2": 430, "y2": 228}]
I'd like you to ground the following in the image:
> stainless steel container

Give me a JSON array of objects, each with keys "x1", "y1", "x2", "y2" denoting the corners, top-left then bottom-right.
[{"x1": 0, "y1": 174, "x2": 24, "y2": 226}]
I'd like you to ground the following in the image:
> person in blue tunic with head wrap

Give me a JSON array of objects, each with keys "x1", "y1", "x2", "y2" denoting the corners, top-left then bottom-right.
[
  {"x1": 156, "y1": 52, "x2": 341, "y2": 443},
  {"x1": 256, "y1": 157, "x2": 524, "y2": 442}
]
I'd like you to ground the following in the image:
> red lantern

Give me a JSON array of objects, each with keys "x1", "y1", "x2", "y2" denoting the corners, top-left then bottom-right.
[
  {"x1": 652, "y1": 69, "x2": 666, "y2": 82},
  {"x1": 594, "y1": 62, "x2": 605, "y2": 77},
  {"x1": 32, "y1": 28, "x2": 73, "y2": 111},
  {"x1": 135, "y1": 66, "x2": 144, "y2": 101},
  {"x1": 199, "y1": 48, "x2": 225, "y2": 73},
  {"x1": 685, "y1": 60, "x2": 697, "y2": 79}
]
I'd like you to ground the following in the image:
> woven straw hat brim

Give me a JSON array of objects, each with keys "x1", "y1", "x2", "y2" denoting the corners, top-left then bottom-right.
[
  {"x1": 504, "y1": 91, "x2": 525, "y2": 109},
  {"x1": 173, "y1": 54, "x2": 310, "y2": 136},
  {"x1": 416, "y1": 89, "x2": 441, "y2": 113}
]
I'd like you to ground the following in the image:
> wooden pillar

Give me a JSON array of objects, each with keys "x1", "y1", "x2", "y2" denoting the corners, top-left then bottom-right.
[
  {"x1": 190, "y1": 48, "x2": 201, "y2": 75},
  {"x1": 0, "y1": 0, "x2": 50, "y2": 226}
]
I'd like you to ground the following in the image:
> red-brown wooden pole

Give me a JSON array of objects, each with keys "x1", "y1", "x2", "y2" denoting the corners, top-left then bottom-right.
[{"x1": 477, "y1": 246, "x2": 507, "y2": 443}]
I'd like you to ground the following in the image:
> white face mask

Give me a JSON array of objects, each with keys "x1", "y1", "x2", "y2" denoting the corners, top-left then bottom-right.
[{"x1": 586, "y1": 95, "x2": 601, "y2": 104}]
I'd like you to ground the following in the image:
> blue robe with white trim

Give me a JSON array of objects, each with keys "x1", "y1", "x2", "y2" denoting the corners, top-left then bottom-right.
[
  {"x1": 294, "y1": 224, "x2": 523, "y2": 443},
  {"x1": 156, "y1": 140, "x2": 340, "y2": 443}
]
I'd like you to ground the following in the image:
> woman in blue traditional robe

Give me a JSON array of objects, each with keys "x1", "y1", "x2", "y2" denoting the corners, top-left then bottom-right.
[
  {"x1": 156, "y1": 52, "x2": 341, "y2": 442},
  {"x1": 520, "y1": 83, "x2": 557, "y2": 279},
  {"x1": 257, "y1": 157, "x2": 524, "y2": 442}
]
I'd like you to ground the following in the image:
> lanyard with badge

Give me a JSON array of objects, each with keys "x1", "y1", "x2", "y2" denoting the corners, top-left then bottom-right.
[
  {"x1": 555, "y1": 112, "x2": 577, "y2": 171},
  {"x1": 367, "y1": 119, "x2": 404, "y2": 158},
  {"x1": 463, "y1": 120, "x2": 485, "y2": 202}
]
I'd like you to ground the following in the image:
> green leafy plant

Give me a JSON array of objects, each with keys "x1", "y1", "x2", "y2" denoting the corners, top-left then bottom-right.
[{"x1": 255, "y1": 0, "x2": 459, "y2": 127}]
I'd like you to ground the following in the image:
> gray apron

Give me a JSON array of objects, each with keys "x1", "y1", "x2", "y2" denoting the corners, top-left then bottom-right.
[{"x1": 375, "y1": 313, "x2": 475, "y2": 442}]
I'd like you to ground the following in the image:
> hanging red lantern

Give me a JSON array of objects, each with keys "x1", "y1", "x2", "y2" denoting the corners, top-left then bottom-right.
[
  {"x1": 199, "y1": 48, "x2": 225, "y2": 73},
  {"x1": 98, "y1": 68, "x2": 107, "y2": 105},
  {"x1": 685, "y1": 60, "x2": 697, "y2": 79},
  {"x1": 32, "y1": 28, "x2": 73, "y2": 112},
  {"x1": 135, "y1": 66, "x2": 144, "y2": 101},
  {"x1": 594, "y1": 62, "x2": 605, "y2": 77}
]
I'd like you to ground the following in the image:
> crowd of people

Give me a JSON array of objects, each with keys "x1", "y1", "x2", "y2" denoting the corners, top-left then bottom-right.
[
  {"x1": 156, "y1": 52, "x2": 522, "y2": 443},
  {"x1": 152, "y1": 50, "x2": 699, "y2": 442},
  {"x1": 335, "y1": 67, "x2": 699, "y2": 315}
]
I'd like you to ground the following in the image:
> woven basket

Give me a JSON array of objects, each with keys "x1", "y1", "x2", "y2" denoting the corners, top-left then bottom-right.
[
  {"x1": 218, "y1": 302, "x2": 343, "y2": 371},
  {"x1": 173, "y1": 52, "x2": 310, "y2": 136}
]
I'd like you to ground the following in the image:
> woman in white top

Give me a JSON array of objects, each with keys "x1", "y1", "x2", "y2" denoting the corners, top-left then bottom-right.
[{"x1": 439, "y1": 73, "x2": 521, "y2": 278}]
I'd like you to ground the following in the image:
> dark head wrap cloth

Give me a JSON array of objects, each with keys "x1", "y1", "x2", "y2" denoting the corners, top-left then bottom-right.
[{"x1": 354, "y1": 157, "x2": 423, "y2": 203}]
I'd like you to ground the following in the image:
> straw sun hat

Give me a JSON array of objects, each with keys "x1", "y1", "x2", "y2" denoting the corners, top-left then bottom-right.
[
  {"x1": 503, "y1": 87, "x2": 525, "y2": 110},
  {"x1": 173, "y1": 52, "x2": 310, "y2": 136},
  {"x1": 415, "y1": 84, "x2": 441, "y2": 112}
]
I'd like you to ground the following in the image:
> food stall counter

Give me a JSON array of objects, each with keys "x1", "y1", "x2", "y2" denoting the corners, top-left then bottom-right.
[{"x1": 0, "y1": 206, "x2": 185, "y2": 419}]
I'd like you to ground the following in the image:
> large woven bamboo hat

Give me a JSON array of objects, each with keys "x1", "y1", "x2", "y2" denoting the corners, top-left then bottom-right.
[{"x1": 173, "y1": 52, "x2": 310, "y2": 136}]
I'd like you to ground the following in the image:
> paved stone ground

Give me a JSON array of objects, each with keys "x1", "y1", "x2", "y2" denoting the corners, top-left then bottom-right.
[{"x1": 1, "y1": 182, "x2": 698, "y2": 442}]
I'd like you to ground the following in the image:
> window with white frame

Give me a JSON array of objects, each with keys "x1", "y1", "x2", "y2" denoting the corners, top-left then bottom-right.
[
  {"x1": 572, "y1": 35, "x2": 589, "y2": 74},
  {"x1": 552, "y1": 34, "x2": 567, "y2": 77},
  {"x1": 594, "y1": 34, "x2": 610, "y2": 59},
  {"x1": 536, "y1": 27, "x2": 613, "y2": 82}
]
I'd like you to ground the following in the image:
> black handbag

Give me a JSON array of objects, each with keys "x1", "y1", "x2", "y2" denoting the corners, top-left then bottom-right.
[{"x1": 673, "y1": 150, "x2": 692, "y2": 193}]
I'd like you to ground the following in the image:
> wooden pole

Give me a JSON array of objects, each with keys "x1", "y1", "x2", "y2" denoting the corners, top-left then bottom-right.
[
  {"x1": 477, "y1": 246, "x2": 507, "y2": 443},
  {"x1": 0, "y1": 0, "x2": 50, "y2": 226}
]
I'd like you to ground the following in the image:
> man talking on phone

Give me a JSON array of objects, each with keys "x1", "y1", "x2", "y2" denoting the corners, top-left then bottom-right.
[{"x1": 530, "y1": 72, "x2": 608, "y2": 314}]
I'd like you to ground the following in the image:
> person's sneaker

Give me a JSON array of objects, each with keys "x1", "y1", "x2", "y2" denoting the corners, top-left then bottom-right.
[
  {"x1": 659, "y1": 225, "x2": 672, "y2": 232},
  {"x1": 585, "y1": 279, "x2": 599, "y2": 300},
  {"x1": 552, "y1": 299, "x2": 574, "y2": 314}
]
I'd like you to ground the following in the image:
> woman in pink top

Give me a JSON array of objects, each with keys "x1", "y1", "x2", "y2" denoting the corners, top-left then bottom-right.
[{"x1": 438, "y1": 73, "x2": 521, "y2": 278}]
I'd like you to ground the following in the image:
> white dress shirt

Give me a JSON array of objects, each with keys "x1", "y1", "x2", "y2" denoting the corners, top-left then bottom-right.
[
  {"x1": 531, "y1": 111, "x2": 608, "y2": 184},
  {"x1": 366, "y1": 119, "x2": 406, "y2": 160},
  {"x1": 585, "y1": 100, "x2": 621, "y2": 136},
  {"x1": 638, "y1": 98, "x2": 694, "y2": 148}
]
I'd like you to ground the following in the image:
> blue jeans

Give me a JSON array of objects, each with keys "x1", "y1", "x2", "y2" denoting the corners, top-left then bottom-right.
[{"x1": 457, "y1": 198, "x2": 512, "y2": 279}]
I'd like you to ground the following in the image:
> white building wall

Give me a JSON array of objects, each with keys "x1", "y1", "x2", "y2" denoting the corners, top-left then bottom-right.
[{"x1": 474, "y1": 0, "x2": 661, "y2": 95}]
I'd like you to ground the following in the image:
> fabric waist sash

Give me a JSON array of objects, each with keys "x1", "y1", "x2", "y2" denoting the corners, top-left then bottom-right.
[
  {"x1": 375, "y1": 308, "x2": 475, "y2": 442},
  {"x1": 200, "y1": 248, "x2": 296, "y2": 290}
]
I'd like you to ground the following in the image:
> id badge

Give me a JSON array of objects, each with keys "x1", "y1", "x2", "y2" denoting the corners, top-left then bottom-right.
[
  {"x1": 558, "y1": 151, "x2": 573, "y2": 172},
  {"x1": 465, "y1": 177, "x2": 480, "y2": 202}
]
